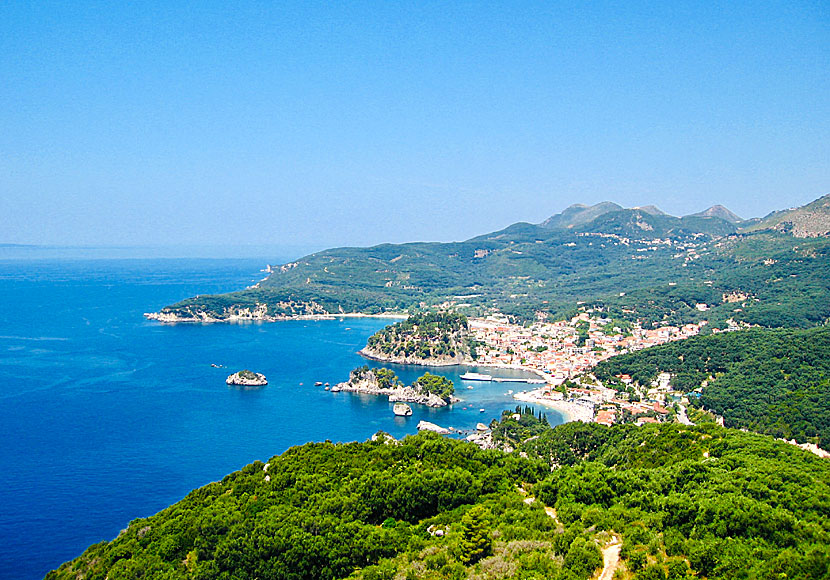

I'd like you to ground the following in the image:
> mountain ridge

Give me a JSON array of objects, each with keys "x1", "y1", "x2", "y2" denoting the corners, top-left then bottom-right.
[{"x1": 150, "y1": 195, "x2": 830, "y2": 330}]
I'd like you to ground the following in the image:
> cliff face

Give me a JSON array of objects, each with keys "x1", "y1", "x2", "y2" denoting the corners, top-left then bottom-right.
[{"x1": 359, "y1": 345, "x2": 470, "y2": 367}]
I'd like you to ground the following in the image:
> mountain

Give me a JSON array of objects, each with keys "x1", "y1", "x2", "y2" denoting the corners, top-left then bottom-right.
[
  {"x1": 689, "y1": 204, "x2": 743, "y2": 223},
  {"x1": 632, "y1": 204, "x2": 671, "y2": 216},
  {"x1": 575, "y1": 208, "x2": 737, "y2": 238},
  {"x1": 741, "y1": 193, "x2": 830, "y2": 237},
  {"x1": 150, "y1": 195, "x2": 830, "y2": 330},
  {"x1": 539, "y1": 201, "x2": 622, "y2": 229}
]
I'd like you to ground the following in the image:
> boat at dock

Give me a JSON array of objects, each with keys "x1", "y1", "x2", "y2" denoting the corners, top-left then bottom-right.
[{"x1": 460, "y1": 372, "x2": 493, "y2": 381}]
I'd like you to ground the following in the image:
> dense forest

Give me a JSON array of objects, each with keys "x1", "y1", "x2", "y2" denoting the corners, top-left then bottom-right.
[
  {"x1": 49, "y1": 421, "x2": 830, "y2": 580},
  {"x1": 154, "y1": 198, "x2": 830, "y2": 328},
  {"x1": 364, "y1": 312, "x2": 473, "y2": 362},
  {"x1": 592, "y1": 326, "x2": 830, "y2": 448}
]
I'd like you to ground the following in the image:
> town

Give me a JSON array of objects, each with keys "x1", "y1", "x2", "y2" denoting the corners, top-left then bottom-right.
[{"x1": 467, "y1": 311, "x2": 716, "y2": 427}]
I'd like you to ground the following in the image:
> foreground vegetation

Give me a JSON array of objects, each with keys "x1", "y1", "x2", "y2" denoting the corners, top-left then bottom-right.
[
  {"x1": 49, "y1": 420, "x2": 830, "y2": 580},
  {"x1": 593, "y1": 326, "x2": 830, "y2": 448}
]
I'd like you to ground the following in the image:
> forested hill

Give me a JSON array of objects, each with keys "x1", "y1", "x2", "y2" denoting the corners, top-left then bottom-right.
[
  {"x1": 592, "y1": 326, "x2": 830, "y2": 449},
  {"x1": 48, "y1": 424, "x2": 830, "y2": 580},
  {"x1": 151, "y1": 196, "x2": 830, "y2": 328},
  {"x1": 362, "y1": 312, "x2": 474, "y2": 365}
]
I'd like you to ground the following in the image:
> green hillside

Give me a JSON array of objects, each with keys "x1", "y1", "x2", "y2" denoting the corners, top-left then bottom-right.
[
  {"x1": 592, "y1": 326, "x2": 830, "y2": 448},
  {"x1": 153, "y1": 196, "x2": 830, "y2": 329},
  {"x1": 48, "y1": 424, "x2": 830, "y2": 580},
  {"x1": 364, "y1": 312, "x2": 473, "y2": 362}
]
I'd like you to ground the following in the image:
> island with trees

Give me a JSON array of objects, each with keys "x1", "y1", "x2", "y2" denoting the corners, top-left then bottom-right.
[
  {"x1": 332, "y1": 366, "x2": 458, "y2": 407},
  {"x1": 225, "y1": 369, "x2": 267, "y2": 386}
]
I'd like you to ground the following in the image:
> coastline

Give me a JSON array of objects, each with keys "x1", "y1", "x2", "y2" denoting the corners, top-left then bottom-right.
[
  {"x1": 358, "y1": 346, "x2": 468, "y2": 367},
  {"x1": 513, "y1": 389, "x2": 594, "y2": 423},
  {"x1": 144, "y1": 311, "x2": 408, "y2": 323}
]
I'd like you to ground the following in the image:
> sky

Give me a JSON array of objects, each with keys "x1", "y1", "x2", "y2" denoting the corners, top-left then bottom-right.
[{"x1": 1, "y1": 1, "x2": 827, "y2": 250}]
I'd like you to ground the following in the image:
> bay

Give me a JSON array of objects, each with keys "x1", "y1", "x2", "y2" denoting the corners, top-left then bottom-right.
[{"x1": 0, "y1": 257, "x2": 563, "y2": 579}]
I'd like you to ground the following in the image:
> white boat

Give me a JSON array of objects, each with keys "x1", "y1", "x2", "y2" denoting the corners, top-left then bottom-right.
[{"x1": 460, "y1": 372, "x2": 492, "y2": 381}]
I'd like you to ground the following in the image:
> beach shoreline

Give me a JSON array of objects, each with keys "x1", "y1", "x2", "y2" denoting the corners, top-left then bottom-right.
[{"x1": 513, "y1": 388, "x2": 594, "y2": 423}]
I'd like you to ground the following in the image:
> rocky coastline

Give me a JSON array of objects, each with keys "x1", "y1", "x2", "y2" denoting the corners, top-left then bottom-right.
[
  {"x1": 358, "y1": 346, "x2": 470, "y2": 367},
  {"x1": 226, "y1": 370, "x2": 268, "y2": 386},
  {"x1": 332, "y1": 370, "x2": 460, "y2": 408},
  {"x1": 145, "y1": 308, "x2": 406, "y2": 324}
]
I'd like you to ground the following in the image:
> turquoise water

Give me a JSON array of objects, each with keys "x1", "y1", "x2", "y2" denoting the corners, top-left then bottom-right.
[{"x1": 0, "y1": 258, "x2": 562, "y2": 579}]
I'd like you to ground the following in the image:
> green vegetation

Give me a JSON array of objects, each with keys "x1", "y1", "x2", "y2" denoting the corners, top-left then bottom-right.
[
  {"x1": 365, "y1": 312, "x2": 470, "y2": 361},
  {"x1": 156, "y1": 198, "x2": 830, "y2": 329},
  {"x1": 49, "y1": 422, "x2": 830, "y2": 580},
  {"x1": 522, "y1": 422, "x2": 830, "y2": 580},
  {"x1": 349, "y1": 366, "x2": 404, "y2": 389},
  {"x1": 490, "y1": 406, "x2": 550, "y2": 449},
  {"x1": 350, "y1": 366, "x2": 455, "y2": 401},
  {"x1": 593, "y1": 326, "x2": 830, "y2": 448},
  {"x1": 414, "y1": 372, "x2": 455, "y2": 399},
  {"x1": 238, "y1": 370, "x2": 258, "y2": 380}
]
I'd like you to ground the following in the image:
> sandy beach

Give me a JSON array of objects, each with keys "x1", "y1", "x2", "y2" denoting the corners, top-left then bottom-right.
[{"x1": 513, "y1": 388, "x2": 594, "y2": 423}]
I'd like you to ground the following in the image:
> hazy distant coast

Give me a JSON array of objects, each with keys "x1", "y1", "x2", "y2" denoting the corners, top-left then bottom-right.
[{"x1": 145, "y1": 310, "x2": 407, "y2": 324}]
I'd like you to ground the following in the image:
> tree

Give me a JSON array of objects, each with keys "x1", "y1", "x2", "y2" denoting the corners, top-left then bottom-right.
[
  {"x1": 458, "y1": 505, "x2": 492, "y2": 565},
  {"x1": 563, "y1": 537, "x2": 602, "y2": 578}
]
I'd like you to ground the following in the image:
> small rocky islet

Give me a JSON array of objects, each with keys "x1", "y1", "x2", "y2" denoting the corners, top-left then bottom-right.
[{"x1": 225, "y1": 369, "x2": 267, "y2": 386}]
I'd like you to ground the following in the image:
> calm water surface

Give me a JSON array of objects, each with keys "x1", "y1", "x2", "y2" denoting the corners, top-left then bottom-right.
[{"x1": 0, "y1": 258, "x2": 562, "y2": 579}]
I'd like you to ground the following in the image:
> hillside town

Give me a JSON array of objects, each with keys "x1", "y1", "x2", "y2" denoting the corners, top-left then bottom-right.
[{"x1": 468, "y1": 312, "x2": 708, "y2": 427}]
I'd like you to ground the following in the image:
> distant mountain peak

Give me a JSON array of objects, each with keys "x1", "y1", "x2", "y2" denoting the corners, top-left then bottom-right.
[
  {"x1": 540, "y1": 201, "x2": 622, "y2": 229},
  {"x1": 632, "y1": 205, "x2": 672, "y2": 217},
  {"x1": 689, "y1": 205, "x2": 743, "y2": 223}
]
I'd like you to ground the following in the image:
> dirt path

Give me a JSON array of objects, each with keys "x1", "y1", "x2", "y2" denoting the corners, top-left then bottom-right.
[
  {"x1": 525, "y1": 489, "x2": 618, "y2": 579},
  {"x1": 598, "y1": 537, "x2": 622, "y2": 580}
]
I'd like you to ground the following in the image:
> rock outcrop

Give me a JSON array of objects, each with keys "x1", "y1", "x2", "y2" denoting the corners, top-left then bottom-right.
[
  {"x1": 333, "y1": 368, "x2": 459, "y2": 408},
  {"x1": 358, "y1": 346, "x2": 469, "y2": 367},
  {"x1": 417, "y1": 421, "x2": 450, "y2": 434},
  {"x1": 226, "y1": 370, "x2": 267, "y2": 386}
]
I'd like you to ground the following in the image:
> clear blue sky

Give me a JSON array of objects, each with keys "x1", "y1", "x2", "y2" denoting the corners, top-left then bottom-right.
[{"x1": 1, "y1": 1, "x2": 827, "y2": 249}]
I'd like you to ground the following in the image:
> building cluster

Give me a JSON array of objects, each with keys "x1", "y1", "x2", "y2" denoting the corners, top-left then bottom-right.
[
  {"x1": 470, "y1": 312, "x2": 702, "y2": 384},
  {"x1": 469, "y1": 313, "x2": 704, "y2": 426}
]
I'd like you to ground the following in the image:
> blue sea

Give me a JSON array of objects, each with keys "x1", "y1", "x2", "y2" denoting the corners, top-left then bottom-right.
[{"x1": 0, "y1": 256, "x2": 563, "y2": 579}]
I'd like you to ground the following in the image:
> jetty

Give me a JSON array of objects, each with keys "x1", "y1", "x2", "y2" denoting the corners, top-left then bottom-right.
[{"x1": 460, "y1": 372, "x2": 544, "y2": 384}]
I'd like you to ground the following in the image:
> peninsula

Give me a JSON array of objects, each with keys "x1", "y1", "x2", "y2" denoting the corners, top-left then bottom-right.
[{"x1": 359, "y1": 311, "x2": 475, "y2": 366}]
